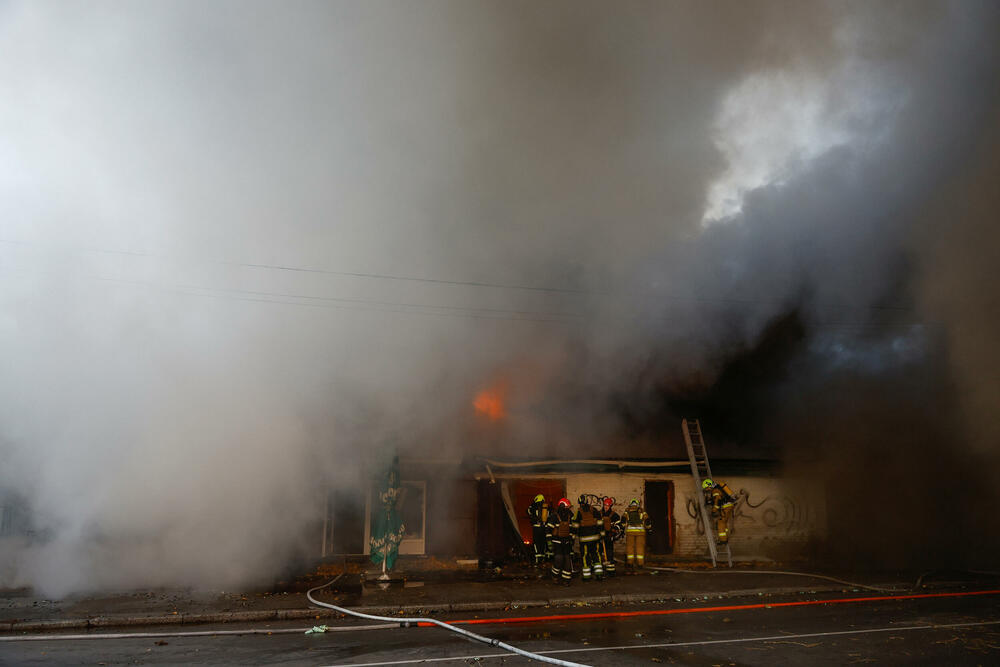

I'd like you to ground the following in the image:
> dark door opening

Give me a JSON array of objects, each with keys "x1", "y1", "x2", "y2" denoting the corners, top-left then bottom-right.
[
  {"x1": 475, "y1": 480, "x2": 505, "y2": 559},
  {"x1": 329, "y1": 489, "x2": 364, "y2": 554},
  {"x1": 477, "y1": 479, "x2": 536, "y2": 561},
  {"x1": 644, "y1": 480, "x2": 674, "y2": 554}
]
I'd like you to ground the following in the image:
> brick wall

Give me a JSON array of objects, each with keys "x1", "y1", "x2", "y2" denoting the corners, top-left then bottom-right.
[{"x1": 543, "y1": 472, "x2": 825, "y2": 561}]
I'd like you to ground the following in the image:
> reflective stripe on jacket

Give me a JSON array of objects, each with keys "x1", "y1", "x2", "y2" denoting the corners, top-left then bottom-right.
[
  {"x1": 624, "y1": 507, "x2": 650, "y2": 533},
  {"x1": 575, "y1": 507, "x2": 602, "y2": 542}
]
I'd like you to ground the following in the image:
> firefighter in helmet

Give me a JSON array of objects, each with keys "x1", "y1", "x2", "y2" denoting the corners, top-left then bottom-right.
[
  {"x1": 546, "y1": 497, "x2": 575, "y2": 585},
  {"x1": 623, "y1": 498, "x2": 651, "y2": 570},
  {"x1": 573, "y1": 495, "x2": 604, "y2": 581},
  {"x1": 598, "y1": 497, "x2": 621, "y2": 577},
  {"x1": 526, "y1": 493, "x2": 550, "y2": 568},
  {"x1": 702, "y1": 478, "x2": 736, "y2": 544}
]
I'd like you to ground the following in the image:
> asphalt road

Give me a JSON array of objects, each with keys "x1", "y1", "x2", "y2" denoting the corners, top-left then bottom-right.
[{"x1": 3, "y1": 590, "x2": 998, "y2": 666}]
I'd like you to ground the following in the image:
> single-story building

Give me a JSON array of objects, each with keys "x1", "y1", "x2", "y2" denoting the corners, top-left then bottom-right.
[{"x1": 321, "y1": 454, "x2": 826, "y2": 565}]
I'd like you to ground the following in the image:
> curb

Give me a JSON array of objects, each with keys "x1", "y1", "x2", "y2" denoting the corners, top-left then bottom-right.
[
  {"x1": 509, "y1": 599, "x2": 549, "y2": 610},
  {"x1": 549, "y1": 594, "x2": 612, "y2": 606},
  {"x1": 5, "y1": 609, "x2": 343, "y2": 634},
  {"x1": 1, "y1": 582, "x2": 906, "y2": 635}
]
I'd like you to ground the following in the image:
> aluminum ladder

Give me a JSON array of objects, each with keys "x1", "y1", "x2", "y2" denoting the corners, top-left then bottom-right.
[{"x1": 681, "y1": 418, "x2": 732, "y2": 567}]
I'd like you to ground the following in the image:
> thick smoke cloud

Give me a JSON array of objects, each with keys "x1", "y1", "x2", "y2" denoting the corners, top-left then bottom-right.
[{"x1": 1, "y1": 1, "x2": 998, "y2": 594}]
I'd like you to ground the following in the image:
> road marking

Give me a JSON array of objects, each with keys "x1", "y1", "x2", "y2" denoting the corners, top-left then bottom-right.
[
  {"x1": 420, "y1": 588, "x2": 1000, "y2": 627},
  {"x1": 323, "y1": 619, "x2": 1000, "y2": 666},
  {"x1": 0, "y1": 623, "x2": 398, "y2": 642}
]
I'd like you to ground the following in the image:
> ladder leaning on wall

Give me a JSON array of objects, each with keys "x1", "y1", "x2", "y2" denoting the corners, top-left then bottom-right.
[{"x1": 681, "y1": 418, "x2": 733, "y2": 568}]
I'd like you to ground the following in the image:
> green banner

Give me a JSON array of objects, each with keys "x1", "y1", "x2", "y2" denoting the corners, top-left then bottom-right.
[{"x1": 369, "y1": 456, "x2": 405, "y2": 571}]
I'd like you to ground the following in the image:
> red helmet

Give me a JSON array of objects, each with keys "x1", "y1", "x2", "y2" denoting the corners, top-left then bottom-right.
[
  {"x1": 602, "y1": 497, "x2": 614, "y2": 510},
  {"x1": 557, "y1": 497, "x2": 570, "y2": 509}
]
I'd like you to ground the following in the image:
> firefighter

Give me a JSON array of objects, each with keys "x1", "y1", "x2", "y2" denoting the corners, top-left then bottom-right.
[
  {"x1": 546, "y1": 497, "x2": 575, "y2": 585},
  {"x1": 702, "y1": 478, "x2": 736, "y2": 544},
  {"x1": 598, "y1": 497, "x2": 620, "y2": 577},
  {"x1": 623, "y1": 498, "x2": 651, "y2": 570},
  {"x1": 526, "y1": 494, "x2": 550, "y2": 568},
  {"x1": 573, "y1": 495, "x2": 604, "y2": 581}
]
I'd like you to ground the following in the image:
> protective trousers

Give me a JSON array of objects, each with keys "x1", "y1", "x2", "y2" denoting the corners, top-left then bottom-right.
[
  {"x1": 716, "y1": 506, "x2": 733, "y2": 544},
  {"x1": 551, "y1": 539, "x2": 573, "y2": 583},
  {"x1": 600, "y1": 534, "x2": 616, "y2": 575},
  {"x1": 625, "y1": 532, "x2": 646, "y2": 567},
  {"x1": 578, "y1": 538, "x2": 603, "y2": 580},
  {"x1": 531, "y1": 525, "x2": 548, "y2": 565}
]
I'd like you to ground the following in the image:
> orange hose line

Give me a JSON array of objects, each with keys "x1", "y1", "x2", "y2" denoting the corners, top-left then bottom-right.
[{"x1": 415, "y1": 588, "x2": 1000, "y2": 628}]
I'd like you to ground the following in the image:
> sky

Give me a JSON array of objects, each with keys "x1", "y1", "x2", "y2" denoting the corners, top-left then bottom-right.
[{"x1": 1, "y1": 1, "x2": 999, "y2": 594}]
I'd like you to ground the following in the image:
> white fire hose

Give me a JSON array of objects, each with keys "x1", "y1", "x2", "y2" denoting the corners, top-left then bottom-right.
[
  {"x1": 306, "y1": 575, "x2": 589, "y2": 666},
  {"x1": 634, "y1": 562, "x2": 906, "y2": 592}
]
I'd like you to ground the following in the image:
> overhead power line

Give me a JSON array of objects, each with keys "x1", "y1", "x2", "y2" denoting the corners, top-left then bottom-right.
[
  {"x1": 95, "y1": 274, "x2": 585, "y2": 323},
  {"x1": 0, "y1": 236, "x2": 919, "y2": 314},
  {"x1": 0, "y1": 266, "x2": 582, "y2": 324},
  {"x1": 0, "y1": 237, "x2": 589, "y2": 295},
  {"x1": 2, "y1": 264, "x2": 933, "y2": 334}
]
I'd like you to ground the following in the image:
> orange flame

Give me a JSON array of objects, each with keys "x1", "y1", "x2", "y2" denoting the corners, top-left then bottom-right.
[{"x1": 473, "y1": 388, "x2": 505, "y2": 421}]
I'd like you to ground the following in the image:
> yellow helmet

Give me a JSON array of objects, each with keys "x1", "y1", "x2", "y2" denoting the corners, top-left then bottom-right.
[
  {"x1": 702, "y1": 478, "x2": 714, "y2": 490},
  {"x1": 533, "y1": 494, "x2": 545, "y2": 503}
]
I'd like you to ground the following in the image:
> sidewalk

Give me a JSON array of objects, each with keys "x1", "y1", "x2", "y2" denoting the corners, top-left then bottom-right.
[{"x1": 2, "y1": 563, "x2": 993, "y2": 634}]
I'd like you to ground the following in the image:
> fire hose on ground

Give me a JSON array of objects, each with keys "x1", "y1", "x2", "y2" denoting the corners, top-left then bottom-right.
[
  {"x1": 306, "y1": 574, "x2": 590, "y2": 667},
  {"x1": 305, "y1": 561, "x2": 999, "y2": 665},
  {"x1": 637, "y1": 563, "x2": 905, "y2": 593},
  {"x1": 629, "y1": 561, "x2": 1000, "y2": 593}
]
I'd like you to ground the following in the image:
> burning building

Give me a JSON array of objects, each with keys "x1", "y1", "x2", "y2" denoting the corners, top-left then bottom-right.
[
  {"x1": 320, "y1": 372, "x2": 826, "y2": 567},
  {"x1": 321, "y1": 452, "x2": 824, "y2": 566}
]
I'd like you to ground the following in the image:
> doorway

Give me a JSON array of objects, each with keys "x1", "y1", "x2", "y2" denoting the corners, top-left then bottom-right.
[
  {"x1": 644, "y1": 480, "x2": 674, "y2": 554},
  {"x1": 509, "y1": 479, "x2": 566, "y2": 546},
  {"x1": 327, "y1": 489, "x2": 364, "y2": 555}
]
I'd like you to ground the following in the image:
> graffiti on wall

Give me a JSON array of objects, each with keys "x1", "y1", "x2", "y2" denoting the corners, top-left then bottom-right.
[
  {"x1": 685, "y1": 494, "x2": 705, "y2": 534},
  {"x1": 684, "y1": 487, "x2": 818, "y2": 538},
  {"x1": 734, "y1": 490, "x2": 818, "y2": 537}
]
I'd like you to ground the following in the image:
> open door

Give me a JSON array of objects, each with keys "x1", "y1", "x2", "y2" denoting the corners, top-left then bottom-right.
[
  {"x1": 509, "y1": 479, "x2": 566, "y2": 547},
  {"x1": 644, "y1": 480, "x2": 674, "y2": 554}
]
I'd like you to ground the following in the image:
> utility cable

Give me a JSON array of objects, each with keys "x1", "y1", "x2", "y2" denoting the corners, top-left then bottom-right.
[
  {"x1": 0, "y1": 266, "x2": 581, "y2": 324},
  {"x1": 89, "y1": 273, "x2": 584, "y2": 322},
  {"x1": 0, "y1": 236, "x2": 921, "y2": 313},
  {"x1": 2, "y1": 243, "x2": 932, "y2": 329},
  {"x1": 305, "y1": 574, "x2": 590, "y2": 667},
  {"x1": 0, "y1": 237, "x2": 591, "y2": 296},
  {"x1": 8, "y1": 264, "x2": 927, "y2": 331}
]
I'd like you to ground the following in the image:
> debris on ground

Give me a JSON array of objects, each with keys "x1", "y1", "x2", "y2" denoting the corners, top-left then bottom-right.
[{"x1": 305, "y1": 625, "x2": 329, "y2": 634}]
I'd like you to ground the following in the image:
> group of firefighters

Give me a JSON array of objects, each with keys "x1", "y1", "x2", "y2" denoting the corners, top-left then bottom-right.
[
  {"x1": 526, "y1": 479, "x2": 736, "y2": 585},
  {"x1": 526, "y1": 493, "x2": 651, "y2": 584}
]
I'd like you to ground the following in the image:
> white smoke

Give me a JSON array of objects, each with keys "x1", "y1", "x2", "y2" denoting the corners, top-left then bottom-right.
[{"x1": 1, "y1": 0, "x2": 998, "y2": 594}]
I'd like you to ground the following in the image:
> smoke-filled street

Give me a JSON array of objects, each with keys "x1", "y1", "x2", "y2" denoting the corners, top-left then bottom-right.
[{"x1": 2, "y1": 1, "x2": 1000, "y2": 665}]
